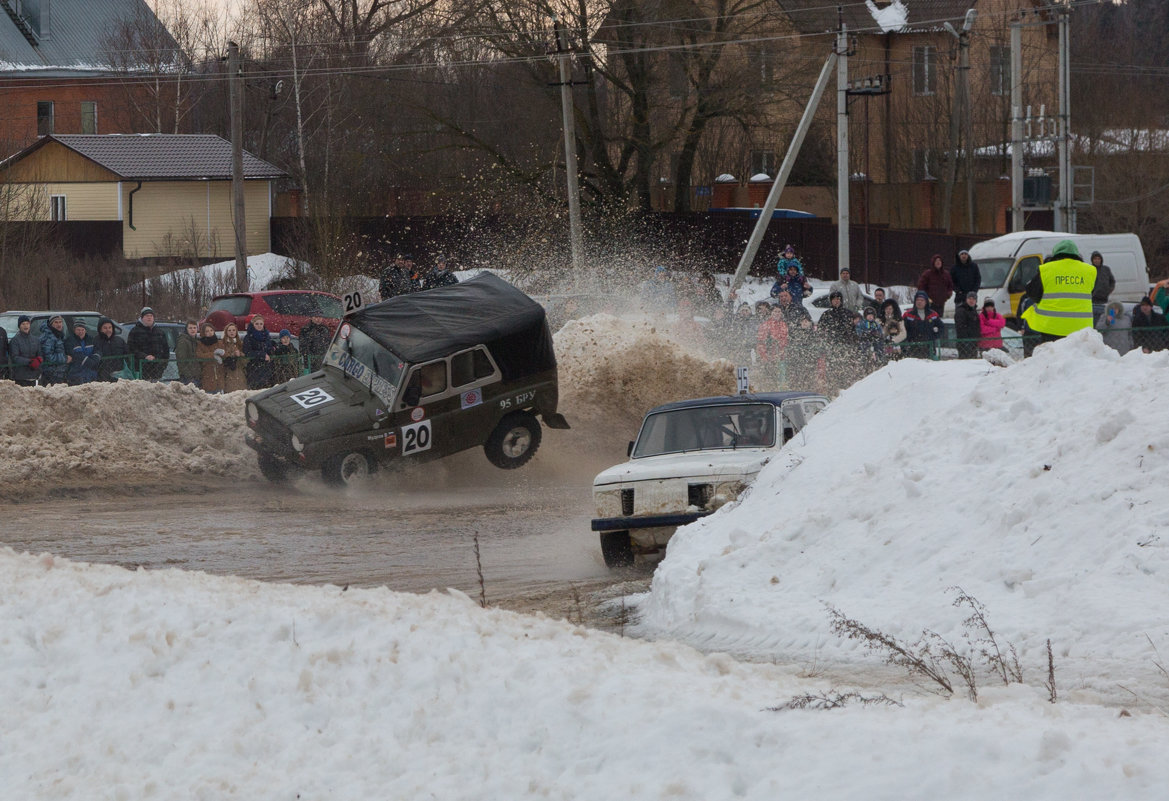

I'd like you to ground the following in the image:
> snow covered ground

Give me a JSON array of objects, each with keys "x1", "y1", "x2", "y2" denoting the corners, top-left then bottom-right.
[
  {"x1": 5, "y1": 318, "x2": 1169, "y2": 797},
  {"x1": 157, "y1": 252, "x2": 309, "y2": 292}
]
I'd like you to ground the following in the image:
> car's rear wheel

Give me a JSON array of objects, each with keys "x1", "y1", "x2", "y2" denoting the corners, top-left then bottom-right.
[
  {"x1": 322, "y1": 450, "x2": 376, "y2": 486},
  {"x1": 599, "y1": 531, "x2": 633, "y2": 569},
  {"x1": 258, "y1": 453, "x2": 293, "y2": 483},
  {"x1": 484, "y1": 412, "x2": 541, "y2": 469}
]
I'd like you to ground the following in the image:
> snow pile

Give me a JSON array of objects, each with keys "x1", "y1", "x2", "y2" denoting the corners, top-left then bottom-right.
[
  {"x1": 4, "y1": 548, "x2": 1169, "y2": 798},
  {"x1": 555, "y1": 314, "x2": 735, "y2": 428},
  {"x1": 0, "y1": 382, "x2": 256, "y2": 489},
  {"x1": 158, "y1": 253, "x2": 307, "y2": 292},
  {"x1": 637, "y1": 330, "x2": 1169, "y2": 700}
]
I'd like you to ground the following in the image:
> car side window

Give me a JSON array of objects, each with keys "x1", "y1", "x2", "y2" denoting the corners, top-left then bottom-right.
[
  {"x1": 420, "y1": 361, "x2": 447, "y2": 397},
  {"x1": 473, "y1": 349, "x2": 494, "y2": 379},
  {"x1": 803, "y1": 401, "x2": 826, "y2": 419},
  {"x1": 450, "y1": 347, "x2": 497, "y2": 387},
  {"x1": 1008, "y1": 255, "x2": 1041, "y2": 293}
]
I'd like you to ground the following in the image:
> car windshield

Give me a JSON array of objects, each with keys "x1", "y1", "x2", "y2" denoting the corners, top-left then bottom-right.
[
  {"x1": 633, "y1": 403, "x2": 776, "y2": 458},
  {"x1": 326, "y1": 323, "x2": 406, "y2": 387},
  {"x1": 208, "y1": 297, "x2": 252, "y2": 316},
  {"x1": 266, "y1": 293, "x2": 343, "y2": 318},
  {"x1": 976, "y1": 258, "x2": 1013, "y2": 288}
]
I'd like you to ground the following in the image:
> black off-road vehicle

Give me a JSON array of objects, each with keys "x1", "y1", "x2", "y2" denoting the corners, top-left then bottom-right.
[{"x1": 245, "y1": 273, "x2": 569, "y2": 485}]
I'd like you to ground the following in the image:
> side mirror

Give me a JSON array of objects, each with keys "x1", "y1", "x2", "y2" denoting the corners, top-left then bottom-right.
[
  {"x1": 627, "y1": 441, "x2": 635, "y2": 457},
  {"x1": 403, "y1": 384, "x2": 421, "y2": 407}
]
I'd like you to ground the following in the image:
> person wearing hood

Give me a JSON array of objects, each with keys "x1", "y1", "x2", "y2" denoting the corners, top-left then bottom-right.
[
  {"x1": 951, "y1": 249, "x2": 981, "y2": 307},
  {"x1": 174, "y1": 321, "x2": 202, "y2": 386},
  {"x1": 298, "y1": 312, "x2": 332, "y2": 373},
  {"x1": 772, "y1": 260, "x2": 812, "y2": 305},
  {"x1": 195, "y1": 322, "x2": 224, "y2": 392},
  {"x1": 902, "y1": 291, "x2": 942, "y2": 359},
  {"x1": 93, "y1": 318, "x2": 128, "y2": 381},
  {"x1": 8, "y1": 314, "x2": 42, "y2": 386},
  {"x1": 38, "y1": 315, "x2": 68, "y2": 385},
  {"x1": 242, "y1": 314, "x2": 276, "y2": 389},
  {"x1": 1089, "y1": 251, "x2": 1115, "y2": 323},
  {"x1": 830, "y1": 267, "x2": 865, "y2": 313},
  {"x1": 272, "y1": 328, "x2": 300, "y2": 384},
  {"x1": 1095, "y1": 300, "x2": 1133, "y2": 355},
  {"x1": 776, "y1": 244, "x2": 804, "y2": 276},
  {"x1": 1020, "y1": 239, "x2": 1096, "y2": 349},
  {"x1": 64, "y1": 321, "x2": 99, "y2": 385},
  {"x1": 127, "y1": 307, "x2": 170, "y2": 381},
  {"x1": 1131, "y1": 296, "x2": 1168, "y2": 353},
  {"x1": 916, "y1": 254, "x2": 954, "y2": 317},
  {"x1": 978, "y1": 298, "x2": 1008, "y2": 353},
  {"x1": 817, "y1": 290, "x2": 858, "y2": 392},
  {"x1": 953, "y1": 291, "x2": 981, "y2": 359}
]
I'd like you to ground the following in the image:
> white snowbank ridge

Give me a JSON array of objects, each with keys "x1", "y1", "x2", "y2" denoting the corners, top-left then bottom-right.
[{"x1": 638, "y1": 330, "x2": 1169, "y2": 701}]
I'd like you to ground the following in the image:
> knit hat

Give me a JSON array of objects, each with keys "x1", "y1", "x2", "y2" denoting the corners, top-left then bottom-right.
[
  {"x1": 914, "y1": 290, "x2": 929, "y2": 302},
  {"x1": 1052, "y1": 239, "x2": 1080, "y2": 259},
  {"x1": 863, "y1": 306, "x2": 876, "y2": 316},
  {"x1": 140, "y1": 306, "x2": 155, "y2": 318},
  {"x1": 983, "y1": 298, "x2": 996, "y2": 307},
  {"x1": 959, "y1": 249, "x2": 970, "y2": 257},
  {"x1": 967, "y1": 291, "x2": 979, "y2": 301},
  {"x1": 1140, "y1": 296, "x2": 1153, "y2": 306},
  {"x1": 279, "y1": 329, "x2": 291, "y2": 338},
  {"x1": 17, "y1": 314, "x2": 30, "y2": 324},
  {"x1": 829, "y1": 290, "x2": 843, "y2": 301},
  {"x1": 840, "y1": 267, "x2": 850, "y2": 275}
]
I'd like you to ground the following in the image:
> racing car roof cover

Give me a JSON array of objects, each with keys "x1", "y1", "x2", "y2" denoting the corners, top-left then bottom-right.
[{"x1": 350, "y1": 272, "x2": 556, "y2": 379}]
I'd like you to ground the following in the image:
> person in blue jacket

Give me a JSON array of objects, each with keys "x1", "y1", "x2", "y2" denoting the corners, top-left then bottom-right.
[
  {"x1": 243, "y1": 314, "x2": 276, "y2": 389},
  {"x1": 64, "y1": 321, "x2": 99, "y2": 385}
]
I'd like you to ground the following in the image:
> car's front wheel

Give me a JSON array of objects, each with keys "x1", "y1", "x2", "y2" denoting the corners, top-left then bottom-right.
[
  {"x1": 258, "y1": 453, "x2": 294, "y2": 483},
  {"x1": 599, "y1": 531, "x2": 633, "y2": 569},
  {"x1": 321, "y1": 450, "x2": 376, "y2": 486},
  {"x1": 484, "y1": 412, "x2": 541, "y2": 469}
]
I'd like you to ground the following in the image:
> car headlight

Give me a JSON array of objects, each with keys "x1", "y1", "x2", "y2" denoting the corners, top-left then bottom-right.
[
  {"x1": 247, "y1": 402, "x2": 259, "y2": 423},
  {"x1": 290, "y1": 434, "x2": 305, "y2": 453}
]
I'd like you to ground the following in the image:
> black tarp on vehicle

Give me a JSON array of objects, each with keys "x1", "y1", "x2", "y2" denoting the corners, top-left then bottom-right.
[{"x1": 349, "y1": 272, "x2": 556, "y2": 380}]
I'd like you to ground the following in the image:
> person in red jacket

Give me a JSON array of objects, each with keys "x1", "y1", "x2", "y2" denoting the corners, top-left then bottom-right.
[
  {"x1": 917, "y1": 254, "x2": 954, "y2": 316},
  {"x1": 978, "y1": 298, "x2": 1007, "y2": 353},
  {"x1": 755, "y1": 303, "x2": 789, "y2": 390}
]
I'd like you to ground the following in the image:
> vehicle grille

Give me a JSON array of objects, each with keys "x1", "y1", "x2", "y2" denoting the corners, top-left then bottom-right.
[
  {"x1": 620, "y1": 488, "x2": 634, "y2": 516},
  {"x1": 688, "y1": 483, "x2": 713, "y2": 510},
  {"x1": 254, "y1": 411, "x2": 293, "y2": 455}
]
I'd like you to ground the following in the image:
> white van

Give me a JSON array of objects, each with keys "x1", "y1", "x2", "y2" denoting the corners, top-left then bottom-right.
[{"x1": 967, "y1": 232, "x2": 1149, "y2": 322}]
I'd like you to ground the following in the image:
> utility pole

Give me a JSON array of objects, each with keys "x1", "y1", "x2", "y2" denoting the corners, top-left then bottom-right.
[
  {"x1": 552, "y1": 17, "x2": 584, "y2": 276},
  {"x1": 942, "y1": 9, "x2": 976, "y2": 233},
  {"x1": 228, "y1": 41, "x2": 247, "y2": 292},
  {"x1": 1055, "y1": 2, "x2": 1074, "y2": 233},
  {"x1": 1010, "y1": 21, "x2": 1023, "y2": 232},
  {"x1": 836, "y1": 17, "x2": 849, "y2": 277}
]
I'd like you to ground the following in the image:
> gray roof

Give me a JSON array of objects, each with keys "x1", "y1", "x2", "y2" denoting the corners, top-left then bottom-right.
[
  {"x1": 44, "y1": 134, "x2": 286, "y2": 180},
  {"x1": 0, "y1": 0, "x2": 168, "y2": 75},
  {"x1": 777, "y1": 0, "x2": 981, "y2": 36}
]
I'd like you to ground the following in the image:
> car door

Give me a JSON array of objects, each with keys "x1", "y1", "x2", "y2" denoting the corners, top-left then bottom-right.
[{"x1": 1007, "y1": 254, "x2": 1042, "y2": 319}]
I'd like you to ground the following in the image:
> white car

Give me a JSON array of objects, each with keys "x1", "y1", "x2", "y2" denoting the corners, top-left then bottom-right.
[{"x1": 591, "y1": 391, "x2": 829, "y2": 567}]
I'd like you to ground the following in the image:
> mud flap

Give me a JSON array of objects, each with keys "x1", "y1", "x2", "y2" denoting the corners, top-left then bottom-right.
[{"x1": 542, "y1": 412, "x2": 571, "y2": 429}]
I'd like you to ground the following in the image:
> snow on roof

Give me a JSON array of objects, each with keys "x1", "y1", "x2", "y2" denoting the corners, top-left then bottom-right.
[
  {"x1": 866, "y1": 0, "x2": 908, "y2": 33},
  {"x1": 977, "y1": 129, "x2": 1169, "y2": 159}
]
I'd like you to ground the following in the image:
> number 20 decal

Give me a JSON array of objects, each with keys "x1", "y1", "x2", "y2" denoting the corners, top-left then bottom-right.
[
  {"x1": 290, "y1": 387, "x2": 335, "y2": 409},
  {"x1": 401, "y1": 419, "x2": 433, "y2": 455}
]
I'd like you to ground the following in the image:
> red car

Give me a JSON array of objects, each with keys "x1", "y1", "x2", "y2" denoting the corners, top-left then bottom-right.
[{"x1": 200, "y1": 290, "x2": 344, "y2": 336}]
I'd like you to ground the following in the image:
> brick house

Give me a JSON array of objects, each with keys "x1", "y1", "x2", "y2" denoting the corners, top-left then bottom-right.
[{"x1": 0, "y1": 0, "x2": 174, "y2": 148}]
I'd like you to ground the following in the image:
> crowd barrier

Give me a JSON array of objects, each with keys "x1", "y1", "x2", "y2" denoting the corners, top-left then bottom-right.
[{"x1": 0, "y1": 352, "x2": 324, "y2": 388}]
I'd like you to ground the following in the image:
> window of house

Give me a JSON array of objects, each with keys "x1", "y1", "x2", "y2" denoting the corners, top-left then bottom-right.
[
  {"x1": 81, "y1": 101, "x2": 97, "y2": 134},
  {"x1": 668, "y1": 52, "x2": 688, "y2": 99},
  {"x1": 912, "y1": 46, "x2": 937, "y2": 96},
  {"x1": 37, "y1": 101, "x2": 54, "y2": 135},
  {"x1": 989, "y1": 45, "x2": 1010, "y2": 96},
  {"x1": 750, "y1": 150, "x2": 776, "y2": 177},
  {"x1": 50, "y1": 195, "x2": 66, "y2": 221}
]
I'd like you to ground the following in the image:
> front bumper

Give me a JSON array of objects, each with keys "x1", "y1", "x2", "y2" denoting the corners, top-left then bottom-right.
[{"x1": 591, "y1": 511, "x2": 711, "y2": 532}]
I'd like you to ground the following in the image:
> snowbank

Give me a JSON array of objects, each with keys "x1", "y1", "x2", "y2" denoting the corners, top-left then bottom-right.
[
  {"x1": 159, "y1": 253, "x2": 306, "y2": 292},
  {"x1": 3, "y1": 548, "x2": 1169, "y2": 799},
  {"x1": 637, "y1": 330, "x2": 1169, "y2": 702}
]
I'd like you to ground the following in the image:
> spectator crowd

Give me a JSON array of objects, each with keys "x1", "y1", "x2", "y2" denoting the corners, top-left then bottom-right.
[{"x1": 0, "y1": 307, "x2": 334, "y2": 391}]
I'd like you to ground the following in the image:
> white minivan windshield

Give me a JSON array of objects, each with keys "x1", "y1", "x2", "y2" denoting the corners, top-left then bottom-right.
[{"x1": 633, "y1": 403, "x2": 776, "y2": 457}]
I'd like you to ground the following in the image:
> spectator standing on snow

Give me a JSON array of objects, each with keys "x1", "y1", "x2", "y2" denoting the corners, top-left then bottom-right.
[
  {"x1": 817, "y1": 290, "x2": 858, "y2": 392},
  {"x1": 298, "y1": 312, "x2": 331, "y2": 373},
  {"x1": 0, "y1": 323, "x2": 7, "y2": 379},
  {"x1": 855, "y1": 306, "x2": 886, "y2": 371},
  {"x1": 882, "y1": 301, "x2": 906, "y2": 360},
  {"x1": 772, "y1": 261, "x2": 812, "y2": 306},
  {"x1": 64, "y1": 321, "x2": 99, "y2": 385},
  {"x1": 638, "y1": 265, "x2": 677, "y2": 312},
  {"x1": 175, "y1": 321, "x2": 201, "y2": 386},
  {"x1": 1095, "y1": 301, "x2": 1133, "y2": 355},
  {"x1": 9, "y1": 314, "x2": 42, "y2": 386},
  {"x1": 954, "y1": 292, "x2": 981, "y2": 359},
  {"x1": 378, "y1": 253, "x2": 416, "y2": 300},
  {"x1": 93, "y1": 318, "x2": 128, "y2": 382},
  {"x1": 951, "y1": 250, "x2": 981, "y2": 307},
  {"x1": 755, "y1": 303, "x2": 789, "y2": 390},
  {"x1": 978, "y1": 299, "x2": 1008, "y2": 354},
  {"x1": 243, "y1": 314, "x2": 276, "y2": 389},
  {"x1": 830, "y1": 267, "x2": 865, "y2": 313},
  {"x1": 1131, "y1": 296, "x2": 1168, "y2": 353},
  {"x1": 1090, "y1": 251, "x2": 1116, "y2": 324},
  {"x1": 917, "y1": 254, "x2": 954, "y2": 317},
  {"x1": 902, "y1": 291, "x2": 943, "y2": 359},
  {"x1": 195, "y1": 323, "x2": 223, "y2": 393},
  {"x1": 38, "y1": 315, "x2": 68, "y2": 385},
  {"x1": 220, "y1": 322, "x2": 248, "y2": 392},
  {"x1": 691, "y1": 272, "x2": 723, "y2": 317},
  {"x1": 272, "y1": 329, "x2": 300, "y2": 384},
  {"x1": 1020, "y1": 239, "x2": 1097, "y2": 349},
  {"x1": 127, "y1": 307, "x2": 170, "y2": 381},
  {"x1": 871, "y1": 287, "x2": 888, "y2": 310},
  {"x1": 424, "y1": 254, "x2": 460, "y2": 289}
]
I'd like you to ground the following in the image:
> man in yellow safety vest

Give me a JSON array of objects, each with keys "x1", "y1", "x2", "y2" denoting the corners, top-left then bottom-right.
[{"x1": 1020, "y1": 239, "x2": 1097, "y2": 350}]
